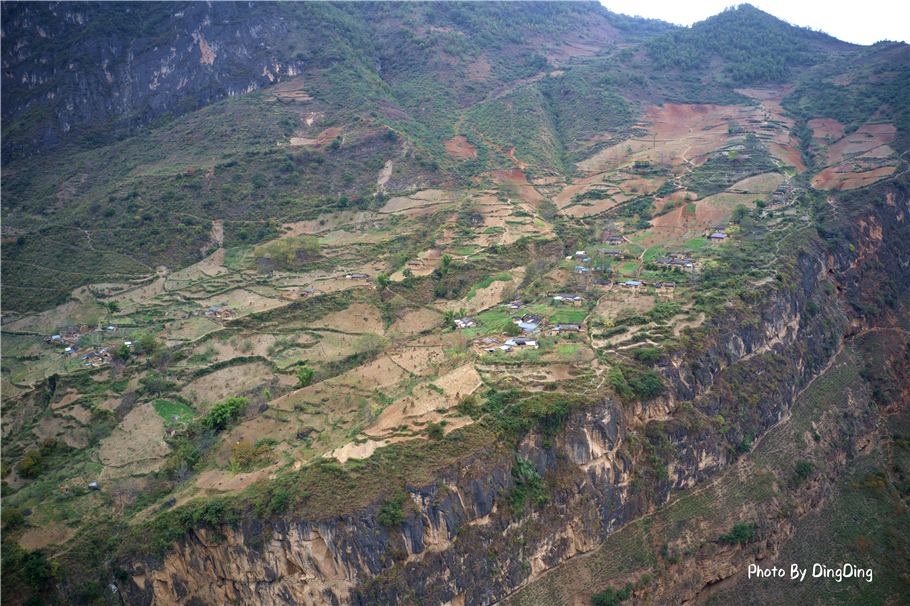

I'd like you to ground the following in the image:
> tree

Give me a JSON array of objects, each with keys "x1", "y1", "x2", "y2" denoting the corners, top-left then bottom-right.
[
  {"x1": 730, "y1": 204, "x2": 750, "y2": 223},
  {"x1": 443, "y1": 310, "x2": 455, "y2": 327},
  {"x1": 402, "y1": 268, "x2": 413, "y2": 279},
  {"x1": 377, "y1": 273, "x2": 390, "y2": 288},
  {"x1": 296, "y1": 366, "x2": 314, "y2": 388},
  {"x1": 106, "y1": 300, "x2": 120, "y2": 313},
  {"x1": 442, "y1": 254, "x2": 453, "y2": 272},
  {"x1": 502, "y1": 321, "x2": 521, "y2": 337},
  {"x1": 203, "y1": 397, "x2": 248, "y2": 431}
]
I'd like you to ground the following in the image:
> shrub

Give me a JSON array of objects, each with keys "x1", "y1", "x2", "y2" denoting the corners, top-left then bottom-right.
[
  {"x1": 592, "y1": 585, "x2": 631, "y2": 606},
  {"x1": 202, "y1": 397, "x2": 248, "y2": 431},
  {"x1": 2, "y1": 507, "x2": 25, "y2": 529},
  {"x1": 455, "y1": 395, "x2": 480, "y2": 417},
  {"x1": 426, "y1": 422, "x2": 444, "y2": 440},
  {"x1": 794, "y1": 460, "x2": 814, "y2": 484},
  {"x1": 296, "y1": 366, "x2": 314, "y2": 388},
  {"x1": 17, "y1": 450, "x2": 44, "y2": 479},
  {"x1": 719, "y1": 522, "x2": 756, "y2": 545},
  {"x1": 377, "y1": 490, "x2": 408, "y2": 527}
]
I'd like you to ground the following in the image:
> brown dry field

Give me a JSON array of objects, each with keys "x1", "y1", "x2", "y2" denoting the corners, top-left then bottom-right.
[
  {"x1": 19, "y1": 521, "x2": 78, "y2": 551},
  {"x1": 445, "y1": 135, "x2": 478, "y2": 159},
  {"x1": 97, "y1": 403, "x2": 170, "y2": 478},
  {"x1": 728, "y1": 172, "x2": 785, "y2": 193},
  {"x1": 380, "y1": 189, "x2": 452, "y2": 213},
  {"x1": 179, "y1": 362, "x2": 276, "y2": 408},
  {"x1": 824, "y1": 123, "x2": 896, "y2": 165},
  {"x1": 307, "y1": 302, "x2": 385, "y2": 334},
  {"x1": 388, "y1": 308, "x2": 442, "y2": 338},
  {"x1": 809, "y1": 118, "x2": 846, "y2": 141},
  {"x1": 812, "y1": 165, "x2": 896, "y2": 190}
]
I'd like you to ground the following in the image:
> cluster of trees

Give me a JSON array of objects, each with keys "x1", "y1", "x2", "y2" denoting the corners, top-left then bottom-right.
[{"x1": 645, "y1": 5, "x2": 826, "y2": 84}]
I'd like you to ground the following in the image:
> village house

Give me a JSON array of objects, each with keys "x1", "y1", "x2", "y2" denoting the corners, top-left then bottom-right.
[
  {"x1": 550, "y1": 293, "x2": 585, "y2": 306},
  {"x1": 346, "y1": 273, "x2": 370, "y2": 280},
  {"x1": 553, "y1": 324, "x2": 582, "y2": 333},
  {"x1": 709, "y1": 233, "x2": 728, "y2": 244},
  {"x1": 504, "y1": 337, "x2": 539, "y2": 349},
  {"x1": 598, "y1": 249, "x2": 623, "y2": 258},
  {"x1": 604, "y1": 235, "x2": 624, "y2": 245},
  {"x1": 454, "y1": 317, "x2": 477, "y2": 329},
  {"x1": 621, "y1": 280, "x2": 643, "y2": 292}
]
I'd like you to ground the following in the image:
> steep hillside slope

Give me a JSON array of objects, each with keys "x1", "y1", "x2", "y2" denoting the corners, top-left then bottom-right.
[{"x1": 1, "y1": 4, "x2": 908, "y2": 606}]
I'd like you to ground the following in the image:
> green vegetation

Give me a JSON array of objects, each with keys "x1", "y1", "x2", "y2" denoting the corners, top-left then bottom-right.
[{"x1": 152, "y1": 400, "x2": 195, "y2": 423}]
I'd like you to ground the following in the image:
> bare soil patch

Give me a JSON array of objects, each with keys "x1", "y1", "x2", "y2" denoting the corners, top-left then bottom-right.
[
  {"x1": 446, "y1": 136, "x2": 478, "y2": 160},
  {"x1": 728, "y1": 173, "x2": 785, "y2": 193},
  {"x1": 380, "y1": 189, "x2": 452, "y2": 213},
  {"x1": 388, "y1": 308, "x2": 442, "y2": 337},
  {"x1": 98, "y1": 403, "x2": 169, "y2": 477},
  {"x1": 179, "y1": 362, "x2": 276, "y2": 408},
  {"x1": 19, "y1": 521, "x2": 77, "y2": 551},
  {"x1": 812, "y1": 166, "x2": 896, "y2": 190},
  {"x1": 308, "y1": 303, "x2": 384, "y2": 334},
  {"x1": 809, "y1": 118, "x2": 845, "y2": 141},
  {"x1": 769, "y1": 142, "x2": 806, "y2": 171}
]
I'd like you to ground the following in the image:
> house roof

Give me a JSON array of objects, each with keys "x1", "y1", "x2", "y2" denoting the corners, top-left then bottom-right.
[
  {"x1": 624, "y1": 280, "x2": 642, "y2": 286},
  {"x1": 710, "y1": 233, "x2": 727, "y2": 239}
]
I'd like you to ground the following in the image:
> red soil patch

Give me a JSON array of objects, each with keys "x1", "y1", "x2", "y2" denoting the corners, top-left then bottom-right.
[
  {"x1": 830, "y1": 73, "x2": 856, "y2": 86},
  {"x1": 487, "y1": 169, "x2": 528, "y2": 185},
  {"x1": 315, "y1": 127, "x2": 342, "y2": 146},
  {"x1": 809, "y1": 118, "x2": 845, "y2": 141},
  {"x1": 825, "y1": 123, "x2": 895, "y2": 165},
  {"x1": 770, "y1": 142, "x2": 807, "y2": 171},
  {"x1": 812, "y1": 166, "x2": 896, "y2": 190},
  {"x1": 446, "y1": 136, "x2": 478, "y2": 160}
]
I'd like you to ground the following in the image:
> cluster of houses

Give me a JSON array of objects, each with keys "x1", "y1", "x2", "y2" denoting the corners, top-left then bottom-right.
[
  {"x1": 512, "y1": 313, "x2": 546, "y2": 334},
  {"x1": 204, "y1": 305, "x2": 233, "y2": 320},
  {"x1": 771, "y1": 184, "x2": 791, "y2": 205},
  {"x1": 478, "y1": 335, "x2": 540, "y2": 354},
  {"x1": 549, "y1": 292, "x2": 586, "y2": 306},
  {"x1": 454, "y1": 317, "x2": 478, "y2": 329},
  {"x1": 654, "y1": 253, "x2": 697, "y2": 270}
]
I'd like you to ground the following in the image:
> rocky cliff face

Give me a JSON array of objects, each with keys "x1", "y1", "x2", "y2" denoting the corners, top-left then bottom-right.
[
  {"x1": 111, "y1": 192, "x2": 910, "y2": 606},
  {"x1": 2, "y1": 1, "x2": 306, "y2": 160}
]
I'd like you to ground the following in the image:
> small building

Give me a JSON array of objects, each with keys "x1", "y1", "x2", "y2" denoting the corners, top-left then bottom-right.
[
  {"x1": 574, "y1": 251, "x2": 586, "y2": 258},
  {"x1": 598, "y1": 249, "x2": 623, "y2": 257},
  {"x1": 622, "y1": 280, "x2": 643, "y2": 292},
  {"x1": 554, "y1": 324, "x2": 582, "y2": 332},
  {"x1": 605, "y1": 236, "x2": 623, "y2": 244},
  {"x1": 593, "y1": 279, "x2": 611, "y2": 286},
  {"x1": 710, "y1": 233, "x2": 728, "y2": 243},
  {"x1": 574, "y1": 266, "x2": 590, "y2": 274},
  {"x1": 455, "y1": 317, "x2": 477, "y2": 329},
  {"x1": 505, "y1": 337, "x2": 538, "y2": 349},
  {"x1": 346, "y1": 273, "x2": 370, "y2": 280}
]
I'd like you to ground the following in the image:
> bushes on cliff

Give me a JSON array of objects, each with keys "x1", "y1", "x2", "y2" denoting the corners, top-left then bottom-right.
[
  {"x1": 718, "y1": 522, "x2": 757, "y2": 545},
  {"x1": 592, "y1": 584, "x2": 632, "y2": 606},
  {"x1": 377, "y1": 490, "x2": 408, "y2": 527}
]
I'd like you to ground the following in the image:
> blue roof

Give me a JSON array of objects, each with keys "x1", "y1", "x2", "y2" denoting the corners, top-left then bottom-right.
[
  {"x1": 517, "y1": 322, "x2": 537, "y2": 331},
  {"x1": 624, "y1": 280, "x2": 642, "y2": 286}
]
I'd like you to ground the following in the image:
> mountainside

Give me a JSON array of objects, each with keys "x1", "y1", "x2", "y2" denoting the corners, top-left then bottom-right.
[{"x1": 2, "y1": 4, "x2": 908, "y2": 606}]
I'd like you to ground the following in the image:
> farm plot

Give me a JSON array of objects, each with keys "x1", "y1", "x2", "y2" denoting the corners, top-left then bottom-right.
[
  {"x1": 179, "y1": 362, "x2": 278, "y2": 409},
  {"x1": 97, "y1": 403, "x2": 170, "y2": 478},
  {"x1": 307, "y1": 302, "x2": 384, "y2": 334}
]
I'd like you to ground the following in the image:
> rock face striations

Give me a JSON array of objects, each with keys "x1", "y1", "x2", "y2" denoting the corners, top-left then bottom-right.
[
  {"x1": 116, "y1": 183, "x2": 909, "y2": 606},
  {"x1": 2, "y1": 1, "x2": 302, "y2": 161}
]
